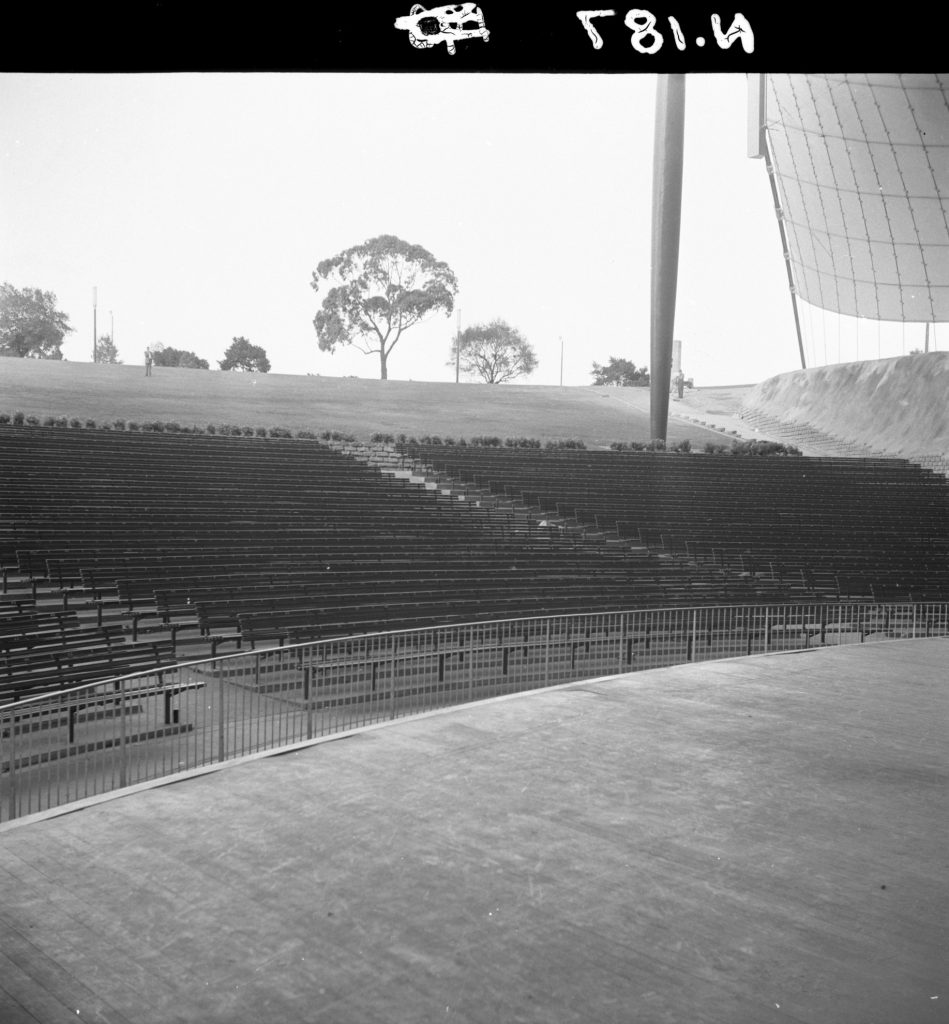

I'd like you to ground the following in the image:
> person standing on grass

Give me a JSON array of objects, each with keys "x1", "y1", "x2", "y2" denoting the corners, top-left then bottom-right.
[{"x1": 145, "y1": 349, "x2": 152, "y2": 376}]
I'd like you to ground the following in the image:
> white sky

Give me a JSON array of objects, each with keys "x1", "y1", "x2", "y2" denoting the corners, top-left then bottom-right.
[{"x1": 0, "y1": 72, "x2": 939, "y2": 387}]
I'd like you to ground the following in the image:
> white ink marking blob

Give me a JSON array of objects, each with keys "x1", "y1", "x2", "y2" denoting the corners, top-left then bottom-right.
[{"x1": 395, "y1": 4, "x2": 490, "y2": 55}]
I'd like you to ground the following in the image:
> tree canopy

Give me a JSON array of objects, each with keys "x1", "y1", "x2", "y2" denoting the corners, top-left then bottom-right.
[
  {"x1": 449, "y1": 320, "x2": 538, "y2": 384},
  {"x1": 311, "y1": 234, "x2": 458, "y2": 380},
  {"x1": 149, "y1": 343, "x2": 209, "y2": 370},
  {"x1": 219, "y1": 336, "x2": 271, "y2": 372},
  {"x1": 0, "y1": 283, "x2": 73, "y2": 359},
  {"x1": 95, "y1": 334, "x2": 122, "y2": 364},
  {"x1": 591, "y1": 357, "x2": 650, "y2": 387}
]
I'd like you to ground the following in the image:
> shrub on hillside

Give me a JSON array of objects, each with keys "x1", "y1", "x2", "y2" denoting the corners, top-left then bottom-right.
[
  {"x1": 672, "y1": 439, "x2": 692, "y2": 453},
  {"x1": 25, "y1": 414, "x2": 39, "y2": 425},
  {"x1": 206, "y1": 424, "x2": 217, "y2": 435},
  {"x1": 164, "y1": 422, "x2": 181, "y2": 433},
  {"x1": 0, "y1": 413, "x2": 10, "y2": 424},
  {"x1": 85, "y1": 419, "x2": 97, "y2": 429},
  {"x1": 127, "y1": 421, "x2": 140, "y2": 431},
  {"x1": 545, "y1": 439, "x2": 587, "y2": 450},
  {"x1": 69, "y1": 418, "x2": 82, "y2": 429},
  {"x1": 255, "y1": 427, "x2": 267, "y2": 437},
  {"x1": 470, "y1": 435, "x2": 502, "y2": 447},
  {"x1": 42, "y1": 416, "x2": 55, "y2": 426},
  {"x1": 297, "y1": 429, "x2": 317, "y2": 439},
  {"x1": 113, "y1": 419, "x2": 126, "y2": 430},
  {"x1": 268, "y1": 427, "x2": 293, "y2": 438},
  {"x1": 729, "y1": 439, "x2": 802, "y2": 456},
  {"x1": 370, "y1": 432, "x2": 396, "y2": 444},
  {"x1": 12, "y1": 411, "x2": 24, "y2": 425},
  {"x1": 504, "y1": 436, "x2": 542, "y2": 448}
]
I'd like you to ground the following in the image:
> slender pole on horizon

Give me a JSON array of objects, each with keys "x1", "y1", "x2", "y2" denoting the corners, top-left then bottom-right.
[
  {"x1": 92, "y1": 287, "x2": 97, "y2": 364},
  {"x1": 925, "y1": 322, "x2": 930, "y2": 353}
]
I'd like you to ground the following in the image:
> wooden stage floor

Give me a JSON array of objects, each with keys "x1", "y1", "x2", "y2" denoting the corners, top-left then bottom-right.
[{"x1": 1, "y1": 639, "x2": 946, "y2": 1024}]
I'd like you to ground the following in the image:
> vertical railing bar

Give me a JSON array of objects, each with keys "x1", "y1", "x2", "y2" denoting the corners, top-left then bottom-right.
[
  {"x1": 118, "y1": 677, "x2": 128, "y2": 789},
  {"x1": 7, "y1": 704, "x2": 16, "y2": 822},
  {"x1": 217, "y1": 663, "x2": 226, "y2": 763}
]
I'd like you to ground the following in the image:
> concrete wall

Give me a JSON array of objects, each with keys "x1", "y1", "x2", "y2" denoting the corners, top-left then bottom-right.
[{"x1": 742, "y1": 353, "x2": 949, "y2": 459}]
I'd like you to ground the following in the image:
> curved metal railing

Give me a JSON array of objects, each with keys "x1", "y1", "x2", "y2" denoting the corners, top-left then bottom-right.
[{"x1": 2, "y1": 600, "x2": 947, "y2": 825}]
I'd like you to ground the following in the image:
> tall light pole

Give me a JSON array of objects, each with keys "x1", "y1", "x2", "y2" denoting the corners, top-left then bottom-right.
[{"x1": 92, "y1": 287, "x2": 98, "y2": 363}]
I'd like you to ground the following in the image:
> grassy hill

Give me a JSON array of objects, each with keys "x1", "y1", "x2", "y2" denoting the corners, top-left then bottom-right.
[{"x1": 0, "y1": 359, "x2": 734, "y2": 448}]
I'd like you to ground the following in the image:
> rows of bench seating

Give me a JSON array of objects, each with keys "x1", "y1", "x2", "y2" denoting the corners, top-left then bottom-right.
[
  {"x1": 399, "y1": 445, "x2": 949, "y2": 603},
  {"x1": 0, "y1": 427, "x2": 800, "y2": 701},
  {"x1": 1, "y1": 596, "x2": 175, "y2": 699}
]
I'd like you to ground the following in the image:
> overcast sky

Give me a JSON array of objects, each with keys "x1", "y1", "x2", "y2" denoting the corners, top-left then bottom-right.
[{"x1": 1, "y1": 72, "x2": 938, "y2": 387}]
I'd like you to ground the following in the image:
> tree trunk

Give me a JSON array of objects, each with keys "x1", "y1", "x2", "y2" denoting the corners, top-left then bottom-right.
[{"x1": 379, "y1": 351, "x2": 388, "y2": 380}]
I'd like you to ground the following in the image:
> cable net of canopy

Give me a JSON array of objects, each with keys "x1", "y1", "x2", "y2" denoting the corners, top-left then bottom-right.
[{"x1": 764, "y1": 74, "x2": 949, "y2": 325}]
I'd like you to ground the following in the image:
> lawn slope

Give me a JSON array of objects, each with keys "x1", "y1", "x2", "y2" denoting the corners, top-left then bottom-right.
[{"x1": 0, "y1": 359, "x2": 731, "y2": 447}]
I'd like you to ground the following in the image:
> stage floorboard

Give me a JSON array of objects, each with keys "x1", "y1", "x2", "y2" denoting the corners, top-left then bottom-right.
[{"x1": 1, "y1": 639, "x2": 946, "y2": 1024}]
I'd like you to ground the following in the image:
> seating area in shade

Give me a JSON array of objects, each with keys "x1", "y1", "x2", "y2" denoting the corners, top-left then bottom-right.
[{"x1": 1, "y1": 425, "x2": 947, "y2": 702}]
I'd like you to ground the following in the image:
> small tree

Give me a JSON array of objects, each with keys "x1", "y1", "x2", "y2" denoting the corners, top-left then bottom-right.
[
  {"x1": 449, "y1": 320, "x2": 538, "y2": 384},
  {"x1": 149, "y1": 343, "x2": 209, "y2": 369},
  {"x1": 95, "y1": 333, "x2": 122, "y2": 364},
  {"x1": 219, "y1": 336, "x2": 271, "y2": 372},
  {"x1": 311, "y1": 234, "x2": 458, "y2": 380},
  {"x1": 0, "y1": 283, "x2": 73, "y2": 359},
  {"x1": 591, "y1": 357, "x2": 650, "y2": 387}
]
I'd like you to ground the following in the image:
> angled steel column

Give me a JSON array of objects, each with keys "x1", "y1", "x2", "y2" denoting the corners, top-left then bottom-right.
[
  {"x1": 650, "y1": 74, "x2": 686, "y2": 442},
  {"x1": 749, "y1": 73, "x2": 806, "y2": 370}
]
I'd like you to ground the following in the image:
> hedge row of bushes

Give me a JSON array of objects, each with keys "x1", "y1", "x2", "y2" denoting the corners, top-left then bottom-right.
[
  {"x1": 610, "y1": 438, "x2": 802, "y2": 456},
  {"x1": 1, "y1": 414, "x2": 799, "y2": 456},
  {"x1": 381, "y1": 434, "x2": 588, "y2": 450},
  {"x1": 388, "y1": 433, "x2": 798, "y2": 455},
  {"x1": 0, "y1": 412, "x2": 356, "y2": 443}
]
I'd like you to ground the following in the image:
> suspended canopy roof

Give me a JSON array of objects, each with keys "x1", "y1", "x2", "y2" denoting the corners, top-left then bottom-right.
[{"x1": 758, "y1": 74, "x2": 949, "y2": 323}]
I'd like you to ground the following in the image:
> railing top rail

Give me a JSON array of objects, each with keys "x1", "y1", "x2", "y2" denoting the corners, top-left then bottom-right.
[{"x1": 2, "y1": 599, "x2": 943, "y2": 713}]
